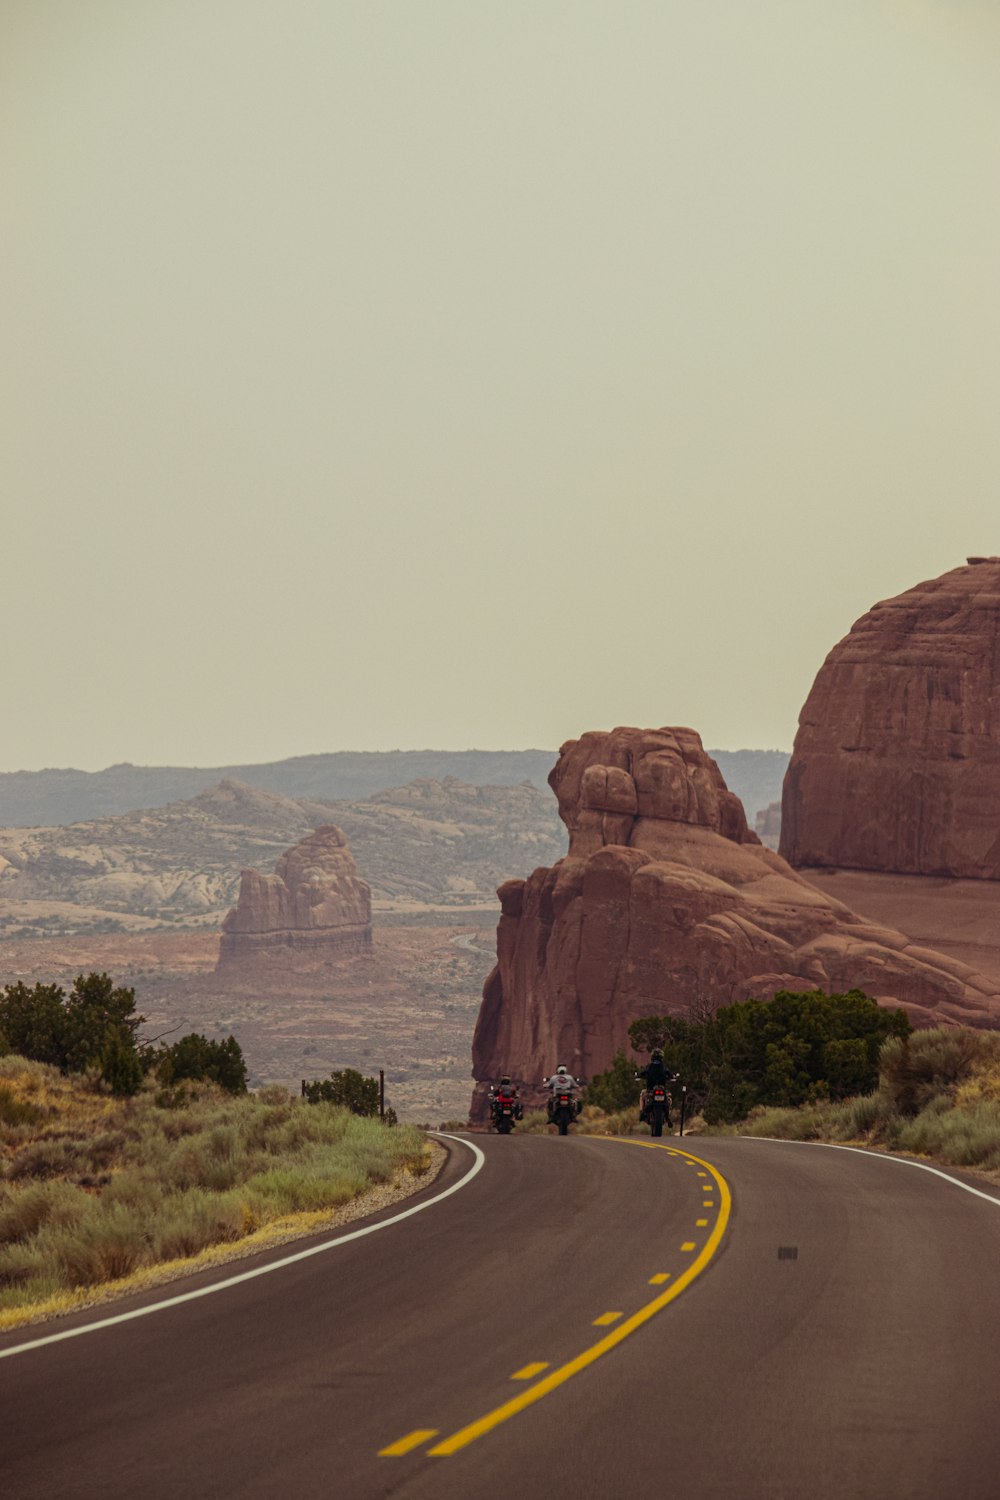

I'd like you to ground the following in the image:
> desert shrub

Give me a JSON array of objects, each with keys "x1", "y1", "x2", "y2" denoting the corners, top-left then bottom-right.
[
  {"x1": 741, "y1": 1103, "x2": 830, "y2": 1141},
  {"x1": 833, "y1": 1091, "x2": 884, "y2": 1135},
  {"x1": 161, "y1": 1139, "x2": 212, "y2": 1193},
  {"x1": 956, "y1": 1061, "x2": 1000, "y2": 1107},
  {"x1": 101, "y1": 1169, "x2": 164, "y2": 1217},
  {"x1": 153, "y1": 1191, "x2": 245, "y2": 1261},
  {"x1": 879, "y1": 1028, "x2": 1000, "y2": 1116},
  {"x1": 437, "y1": 1118, "x2": 468, "y2": 1131},
  {"x1": 0, "y1": 1080, "x2": 428, "y2": 1312},
  {"x1": 256, "y1": 1084, "x2": 292, "y2": 1106},
  {"x1": 6, "y1": 1136, "x2": 87, "y2": 1181},
  {"x1": 0, "y1": 1056, "x2": 61, "y2": 1088},
  {"x1": 582, "y1": 1106, "x2": 647, "y2": 1137},
  {"x1": 897, "y1": 1099, "x2": 1000, "y2": 1168},
  {"x1": 50, "y1": 1203, "x2": 148, "y2": 1286},
  {"x1": 0, "y1": 1240, "x2": 56, "y2": 1291},
  {"x1": 0, "y1": 1180, "x2": 89, "y2": 1243},
  {"x1": 247, "y1": 1166, "x2": 367, "y2": 1214},
  {"x1": 736, "y1": 1087, "x2": 901, "y2": 1144},
  {"x1": 154, "y1": 1084, "x2": 192, "y2": 1110},
  {"x1": 83, "y1": 1130, "x2": 129, "y2": 1174},
  {"x1": 0, "y1": 1085, "x2": 43, "y2": 1128}
]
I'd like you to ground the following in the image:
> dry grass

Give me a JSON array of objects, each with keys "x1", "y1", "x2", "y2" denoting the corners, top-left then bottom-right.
[{"x1": 0, "y1": 1057, "x2": 430, "y2": 1323}]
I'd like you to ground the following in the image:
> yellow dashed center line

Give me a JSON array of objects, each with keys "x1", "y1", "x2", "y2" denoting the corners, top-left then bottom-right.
[
  {"x1": 383, "y1": 1142, "x2": 731, "y2": 1461},
  {"x1": 703, "y1": 1201, "x2": 714, "y2": 1208},
  {"x1": 696, "y1": 1219, "x2": 708, "y2": 1227},
  {"x1": 379, "y1": 1429, "x2": 438, "y2": 1457}
]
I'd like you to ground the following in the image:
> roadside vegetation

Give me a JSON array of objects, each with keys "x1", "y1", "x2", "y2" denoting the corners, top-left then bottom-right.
[
  {"x1": 0, "y1": 1058, "x2": 429, "y2": 1322},
  {"x1": 0, "y1": 974, "x2": 429, "y2": 1325},
  {"x1": 733, "y1": 1026, "x2": 1000, "y2": 1172},
  {"x1": 578, "y1": 989, "x2": 1000, "y2": 1175},
  {"x1": 0, "y1": 972, "x2": 248, "y2": 1098},
  {"x1": 587, "y1": 988, "x2": 911, "y2": 1124}
]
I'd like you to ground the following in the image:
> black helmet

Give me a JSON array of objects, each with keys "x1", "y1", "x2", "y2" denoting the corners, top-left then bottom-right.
[
  {"x1": 651, "y1": 1048, "x2": 664, "y2": 1061},
  {"x1": 501, "y1": 1074, "x2": 511, "y2": 1086}
]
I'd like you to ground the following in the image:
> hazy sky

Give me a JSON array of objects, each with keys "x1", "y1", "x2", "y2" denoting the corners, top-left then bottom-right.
[{"x1": 4, "y1": 1, "x2": 999, "y2": 772}]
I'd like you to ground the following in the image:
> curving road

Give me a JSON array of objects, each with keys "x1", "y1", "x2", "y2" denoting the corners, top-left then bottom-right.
[{"x1": 4, "y1": 1133, "x2": 1000, "y2": 1499}]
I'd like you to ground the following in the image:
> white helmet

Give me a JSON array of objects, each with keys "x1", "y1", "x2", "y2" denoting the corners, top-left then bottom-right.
[{"x1": 557, "y1": 1065, "x2": 567, "y2": 1074}]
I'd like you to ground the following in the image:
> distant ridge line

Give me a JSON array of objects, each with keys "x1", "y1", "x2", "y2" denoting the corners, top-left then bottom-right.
[{"x1": 0, "y1": 747, "x2": 790, "y2": 830}]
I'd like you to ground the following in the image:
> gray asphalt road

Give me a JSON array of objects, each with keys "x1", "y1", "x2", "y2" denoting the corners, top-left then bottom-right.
[{"x1": 4, "y1": 1133, "x2": 1000, "y2": 1500}]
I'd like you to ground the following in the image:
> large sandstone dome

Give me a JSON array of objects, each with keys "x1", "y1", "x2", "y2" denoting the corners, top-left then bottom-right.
[
  {"x1": 471, "y1": 726, "x2": 1000, "y2": 1117},
  {"x1": 780, "y1": 557, "x2": 1000, "y2": 878}
]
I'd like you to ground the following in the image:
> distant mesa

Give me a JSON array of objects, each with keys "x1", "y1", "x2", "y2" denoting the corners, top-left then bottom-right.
[
  {"x1": 471, "y1": 726, "x2": 1000, "y2": 1118},
  {"x1": 218, "y1": 824, "x2": 372, "y2": 964},
  {"x1": 781, "y1": 558, "x2": 1000, "y2": 879}
]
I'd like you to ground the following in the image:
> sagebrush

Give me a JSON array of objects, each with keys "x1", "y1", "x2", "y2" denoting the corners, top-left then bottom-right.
[{"x1": 0, "y1": 1060, "x2": 427, "y2": 1312}]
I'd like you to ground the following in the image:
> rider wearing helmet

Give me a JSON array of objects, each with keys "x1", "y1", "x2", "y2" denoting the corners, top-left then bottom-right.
[{"x1": 542, "y1": 1064, "x2": 583, "y2": 1120}]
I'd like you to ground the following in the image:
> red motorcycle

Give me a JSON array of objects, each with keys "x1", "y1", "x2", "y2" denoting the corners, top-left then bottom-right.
[{"x1": 490, "y1": 1088, "x2": 522, "y2": 1134}]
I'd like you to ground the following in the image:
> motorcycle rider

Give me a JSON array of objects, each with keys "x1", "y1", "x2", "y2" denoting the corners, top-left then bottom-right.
[
  {"x1": 637, "y1": 1048, "x2": 673, "y2": 1127},
  {"x1": 542, "y1": 1063, "x2": 583, "y2": 1121},
  {"x1": 488, "y1": 1074, "x2": 523, "y2": 1124}
]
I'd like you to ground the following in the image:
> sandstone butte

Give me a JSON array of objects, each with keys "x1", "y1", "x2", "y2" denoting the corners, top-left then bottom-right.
[
  {"x1": 218, "y1": 824, "x2": 372, "y2": 964},
  {"x1": 471, "y1": 726, "x2": 1000, "y2": 1118},
  {"x1": 781, "y1": 556, "x2": 1000, "y2": 878}
]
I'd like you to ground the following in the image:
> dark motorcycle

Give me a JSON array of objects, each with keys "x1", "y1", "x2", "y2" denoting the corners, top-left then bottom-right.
[
  {"x1": 646, "y1": 1082, "x2": 671, "y2": 1138},
  {"x1": 551, "y1": 1090, "x2": 581, "y2": 1136}
]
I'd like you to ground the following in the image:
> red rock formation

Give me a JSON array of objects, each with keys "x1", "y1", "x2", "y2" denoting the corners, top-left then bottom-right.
[
  {"x1": 780, "y1": 557, "x2": 1000, "y2": 878},
  {"x1": 218, "y1": 825, "x2": 372, "y2": 963},
  {"x1": 754, "y1": 802, "x2": 782, "y2": 850},
  {"x1": 471, "y1": 726, "x2": 1000, "y2": 1118}
]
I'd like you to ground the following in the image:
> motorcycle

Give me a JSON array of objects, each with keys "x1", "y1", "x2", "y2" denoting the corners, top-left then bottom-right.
[
  {"x1": 645, "y1": 1082, "x2": 671, "y2": 1138},
  {"x1": 550, "y1": 1089, "x2": 583, "y2": 1136},
  {"x1": 490, "y1": 1090, "x2": 522, "y2": 1134}
]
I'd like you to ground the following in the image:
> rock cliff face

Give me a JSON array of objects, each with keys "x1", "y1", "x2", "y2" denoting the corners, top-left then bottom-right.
[
  {"x1": 780, "y1": 558, "x2": 1000, "y2": 878},
  {"x1": 471, "y1": 726, "x2": 1000, "y2": 1117},
  {"x1": 218, "y1": 825, "x2": 372, "y2": 963}
]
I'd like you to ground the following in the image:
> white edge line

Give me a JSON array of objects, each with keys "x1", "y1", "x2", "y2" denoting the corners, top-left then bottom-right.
[
  {"x1": 741, "y1": 1135, "x2": 1000, "y2": 1206},
  {"x1": 0, "y1": 1132, "x2": 485, "y2": 1362}
]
